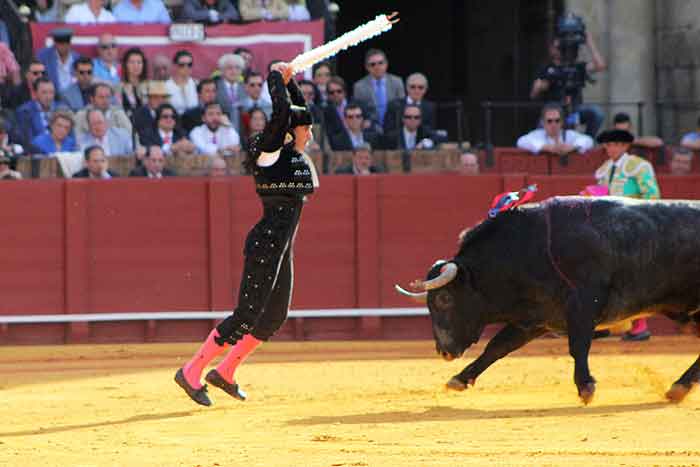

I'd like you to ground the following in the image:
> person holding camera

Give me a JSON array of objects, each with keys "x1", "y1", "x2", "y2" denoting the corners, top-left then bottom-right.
[{"x1": 530, "y1": 14, "x2": 606, "y2": 137}]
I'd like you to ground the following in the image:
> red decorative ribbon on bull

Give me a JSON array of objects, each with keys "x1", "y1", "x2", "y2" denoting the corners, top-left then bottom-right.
[{"x1": 488, "y1": 184, "x2": 538, "y2": 219}]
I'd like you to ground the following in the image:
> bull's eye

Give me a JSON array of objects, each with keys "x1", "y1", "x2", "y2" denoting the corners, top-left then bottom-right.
[{"x1": 434, "y1": 290, "x2": 454, "y2": 311}]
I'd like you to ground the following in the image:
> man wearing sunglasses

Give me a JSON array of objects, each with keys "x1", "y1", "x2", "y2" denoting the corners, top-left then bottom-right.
[
  {"x1": 0, "y1": 60, "x2": 45, "y2": 110},
  {"x1": 517, "y1": 103, "x2": 593, "y2": 155},
  {"x1": 352, "y1": 48, "x2": 405, "y2": 130},
  {"x1": 384, "y1": 72, "x2": 436, "y2": 134},
  {"x1": 61, "y1": 56, "x2": 95, "y2": 111},
  {"x1": 93, "y1": 34, "x2": 120, "y2": 85}
]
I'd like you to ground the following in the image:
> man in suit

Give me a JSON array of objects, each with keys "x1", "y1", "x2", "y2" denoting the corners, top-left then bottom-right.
[
  {"x1": 381, "y1": 104, "x2": 438, "y2": 151},
  {"x1": 78, "y1": 108, "x2": 133, "y2": 156},
  {"x1": 14, "y1": 77, "x2": 67, "y2": 147},
  {"x1": 129, "y1": 145, "x2": 176, "y2": 178},
  {"x1": 60, "y1": 56, "x2": 95, "y2": 111},
  {"x1": 352, "y1": 48, "x2": 404, "y2": 129},
  {"x1": 37, "y1": 28, "x2": 81, "y2": 93},
  {"x1": 329, "y1": 103, "x2": 380, "y2": 151},
  {"x1": 140, "y1": 103, "x2": 195, "y2": 157},
  {"x1": 72, "y1": 145, "x2": 119, "y2": 179},
  {"x1": 384, "y1": 72, "x2": 437, "y2": 134},
  {"x1": 181, "y1": 78, "x2": 224, "y2": 134},
  {"x1": 334, "y1": 143, "x2": 383, "y2": 175},
  {"x1": 133, "y1": 80, "x2": 171, "y2": 143},
  {"x1": 215, "y1": 53, "x2": 245, "y2": 133}
]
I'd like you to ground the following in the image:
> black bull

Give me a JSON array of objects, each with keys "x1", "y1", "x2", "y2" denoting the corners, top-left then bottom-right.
[{"x1": 396, "y1": 196, "x2": 700, "y2": 404}]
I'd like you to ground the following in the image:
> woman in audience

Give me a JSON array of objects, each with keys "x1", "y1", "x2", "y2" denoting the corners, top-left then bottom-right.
[
  {"x1": 312, "y1": 61, "x2": 331, "y2": 105},
  {"x1": 119, "y1": 47, "x2": 149, "y2": 117},
  {"x1": 241, "y1": 107, "x2": 267, "y2": 152},
  {"x1": 31, "y1": 110, "x2": 77, "y2": 155},
  {"x1": 165, "y1": 50, "x2": 199, "y2": 115}
]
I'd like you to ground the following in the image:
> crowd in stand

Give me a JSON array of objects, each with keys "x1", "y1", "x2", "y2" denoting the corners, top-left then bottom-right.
[{"x1": 0, "y1": 0, "x2": 460, "y2": 179}]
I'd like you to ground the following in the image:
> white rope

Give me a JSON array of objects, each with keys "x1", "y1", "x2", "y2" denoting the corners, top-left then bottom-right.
[
  {"x1": 0, "y1": 308, "x2": 428, "y2": 324},
  {"x1": 290, "y1": 13, "x2": 395, "y2": 73}
]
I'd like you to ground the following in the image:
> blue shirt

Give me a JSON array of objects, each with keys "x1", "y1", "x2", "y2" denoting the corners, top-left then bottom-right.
[
  {"x1": 681, "y1": 131, "x2": 700, "y2": 145},
  {"x1": 32, "y1": 132, "x2": 77, "y2": 155},
  {"x1": 92, "y1": 58, "x2": 120, "y2": 85},
  {"x1": 113, "y1": 0, "x2": 171, "y2": 23}
]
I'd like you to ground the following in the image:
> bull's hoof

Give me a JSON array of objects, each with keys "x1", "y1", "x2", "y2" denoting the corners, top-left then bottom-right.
[
  {"x1": 577, "y1": 382, "x2": 596, "y2": 405},
  {"x1": 445, "y1": 377, "x2": 469, "y2": 391},
  {"x1": 666, "y1": 383, "x2": 694, "y2": 403}
]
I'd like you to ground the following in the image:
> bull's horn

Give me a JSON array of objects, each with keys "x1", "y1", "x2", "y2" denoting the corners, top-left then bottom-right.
[
  {"x1": 420, "y1": 262, "x2": 459, "y2": 290},
  {"x1": 394, "y1": 284, "x2": 428, "y2": 303}
]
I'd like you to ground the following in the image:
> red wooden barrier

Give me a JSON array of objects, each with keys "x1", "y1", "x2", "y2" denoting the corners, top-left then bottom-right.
[{"x1": 495, "y1": 147, "x2": 550, "y2": 175}]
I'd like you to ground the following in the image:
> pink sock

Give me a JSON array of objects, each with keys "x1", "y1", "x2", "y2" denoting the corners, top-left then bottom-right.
[
  {"x1": 183, "y1": 329, "x2": 229, "y2": 389},
  {"x1": 215, "y1": 334, "x2": 262, "y2": 384},
  {"x1": 630, "y1": 318, "x2": 648, "y2": 334}
]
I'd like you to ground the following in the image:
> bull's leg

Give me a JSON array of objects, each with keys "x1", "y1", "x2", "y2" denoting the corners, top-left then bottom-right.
[
  {"x1": 565, "y1": 293, "x2": 597, "y2": 405},
  {"x1": 446, "y1": 323, "x2": 546, "y2": 391},
  {"x1": 666, "y1": 357, "x2": 700, "y2": 403}
]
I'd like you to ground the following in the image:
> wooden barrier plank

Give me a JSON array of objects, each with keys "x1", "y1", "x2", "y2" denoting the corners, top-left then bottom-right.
[{"x1": 65, "y1": 181, "x2": 90, "y2": 343}]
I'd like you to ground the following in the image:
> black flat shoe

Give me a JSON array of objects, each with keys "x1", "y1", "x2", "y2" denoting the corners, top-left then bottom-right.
[
  {"x1": 205, "y1": 369, "x2": 247, "y2": 401},
  {"x1": 175, "y1": 368, "x2": 212, "y2": 406},
  {"x1": 621, "y1": 330, "x2": 651, "y2": 341},
  {"x1": 593, "y1": 329, "x2": 611, "y2": 339}
]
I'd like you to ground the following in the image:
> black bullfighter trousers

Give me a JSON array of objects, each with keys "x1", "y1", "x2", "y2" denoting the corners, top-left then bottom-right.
[{"x1": 216, "y1": 195, "x2": 304, "y2": 345}]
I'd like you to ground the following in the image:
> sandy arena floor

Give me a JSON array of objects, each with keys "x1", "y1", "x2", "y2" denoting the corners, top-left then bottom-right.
[{"x1": 1, "y1": 337, "x2": 700, "y2": 467}]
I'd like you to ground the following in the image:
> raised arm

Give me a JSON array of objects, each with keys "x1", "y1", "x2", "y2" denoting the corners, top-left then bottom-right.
[
  {"x1": 287, "y1": 77, "x2": 306, "y2": 107},
  {"x1": 256, "y1": 66, "x2": 292, "y2": 152}
]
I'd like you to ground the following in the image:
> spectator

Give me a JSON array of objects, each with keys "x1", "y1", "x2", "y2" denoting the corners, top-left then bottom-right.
[
  {"x1": 384, "y1": 72, "x2": 436, "y2": 134},
  {"x1": 329, "y1": 103, "x2": 380, "y2": 151},
  {"x1": 78, "y1": 108, "x2": 133, "y2": 156},
  {"x1": 31, "y1": 110, "x2": 77, "y2": 155},
  {"x1": 14, "y1": 77, "x2": 66, "y2": 147},
  {"x1": 151, "y1": 54, "x2": 171, "y2": 81},
  {"x1": 0, "y1": 43, "x2": 21, "y2": 88},
  {"x1": 530, "y1": 33, "x2": 606, "y2": 137},
  {"x1": 60, "y1": 56, "x2": 94, "y2": 111},
  {"x1": 334, "y1": 143, "x2": 382, "y2": 175},
  {"x1": 322, "y1": 76, "x2": 350, "y2": 138},
  {"x1": 381, "y1": 104, "x2": 438, "y2": 151},
  {"x1": 241, "y1": 107, "x2": 267, "y2": 152},
  {"x1": 166, "y1": 50, "x2": 198, "y2": 115},
  {"x1": 113, "y1": 0, "x2": 171, "y2": 23},
  {"x1": 233, "y1": 47, "x2": 254, "y2": 75},
  {"x1": 298, "y1": 79, "x2": 322, "y2": 120},
  {"x1": 0, "y1": 59, "x2": 44, "y2": 111},
  {"x1": 680, "y1": 115, "x2": 700, "y2": 151},
  {"x1": 286, "y1": 0, "x2": 310, "y2": 21},
  {"x1": 129, "y1": 145, "x2": 176, "y2": 177},
  {"x1": 74, "y1": 83, "x2": 132, "y2": 136},
  {"x1": 670, "y1": 148, "x2": 693, "y2": 175},
  {"x1": 239, "y1": 71, "x2": 272, "y2": 118},
  {"x1": 238, "y1": 0, "x2": 288, "y2": 21},
  {"x1": 119, "y1": 47, "x2": 149, "y2": 117},
  {"x1": 133, "y1": 80, "x2": 171, "y2": 142},
  {"x1": 37, "y1": 28, "x2": 80, "y2": 93},
  {"x1": 458, "y1": 151, "x2": 480, "y2": 175},
  {"x1": 64, "y1": 0, "x2": 116, "y2": 23},
  {"x1": 0, "y1": 153, "x2": 21, "y2": 180},
  {"x1": 516, "y1": 103, "x2": 593, "y2": 155},
  {"x1": 215, "y1": 54, "x2": 245, "y2": 132},
  {"x1": 72, "y1": 145, "x2": 118, "y2": 178},
  {"x1": 352, "y1": 48, "x2": 405, "y2": 129},
  {"x1": 312, "y1": 61, "x2": 331, "y2": 104},
  {"x1": 141, "y1": 103, "x2": 196, "y2": 157},
  {"x1": 594, "y1": 128, "x2": 659, "y2": 341},
  {"x1": 190, "y1": 102, "x2": 240, "y2": 157},
  {"x1": 181, "y1": 0, "x2": 240, "y2": 24},
  {"x1": 33, "y1": 0, "x2": 60, "y2": 22},
  {"x1": 209, "y1": 156, "x2": 229, "y2": 176},
  {"x1": 182, "y1": 78, "x2": 223, "y2": 133},
  {"x1": 613, "y1": 112, "x2": 663, "y2": 149},
  {"x1": 92, "y1": 33, "x2": 120, "y2": 85}
]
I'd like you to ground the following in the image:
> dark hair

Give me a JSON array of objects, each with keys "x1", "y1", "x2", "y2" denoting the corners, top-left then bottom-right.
[
  {"x1": 312, "y1": 61, "x2": 331, "y2": 76},
  {"x1": 344, "y1": 103, "x2": 363, "y2": 117},
  {"x1": 364, "y1": 48, "x2": 386, "y2": 64},
  {"x1": 203, "y1": 102, "x2": 222, "y2": 113},
  {"x1": 233, "y1": 47, "x2": 252, "y2": 56},
  {"x1": 173, "y1": 50, "x2": 193, "y2": 65},
  {"x1": 403, "y1": 104, "x2": 422, "y2": 117},
  {"x1": 33, "y1": 76, "x2": 53, "y2": 92},
  {"x1": 248, "y1": 107, "x2": 268, "y2": 125},
  {"x1": 121, "y1": 47, "x2": 148, "y2": 82},
  {"x1": 326, "y1": 76, "x2": 346, "y2": 92},
  {"x1": 155, "y1": 103, "x2": 178, "y2": 122},
  {"x1": 197, "y1": 78, "x2": 216, "y2": 94},
  {"x1": 245, "y1": 71, "x2": 263, "y2": 83},
  {"x1": 90, "y1": 82, "x2": 113, "y2": 98},
  {"x1": 84, "y1": 144, "x2": 104, "y2": 161},
  {"x1": 299, "y1": 79, "x2": 321, "y2": 104},
  {"x1": 540, "y1": 102, "x2": 563, "y2": 119},
  {"x1": 73, "y1": 56, "x2": 93, "y2": 71},
  {"x1": 613, "y1": 112, "x2": 631, "y2": 124}
]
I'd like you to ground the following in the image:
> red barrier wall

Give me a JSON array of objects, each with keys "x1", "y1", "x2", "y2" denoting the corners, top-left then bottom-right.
[{"x1": 2, "y1": 174, "x2": 698, "y2": 344}]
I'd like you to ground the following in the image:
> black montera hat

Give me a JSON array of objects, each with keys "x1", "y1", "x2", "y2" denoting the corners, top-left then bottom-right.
[
  {"x1": 290, "y1": 104, "x2": 312, "y2": 128},
  {"x1": 596, "y1": 129, "x2": 634, "y2": 144},
  {"x1": 51, "y1": 28, "x2": 74, "y2": 42}
]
